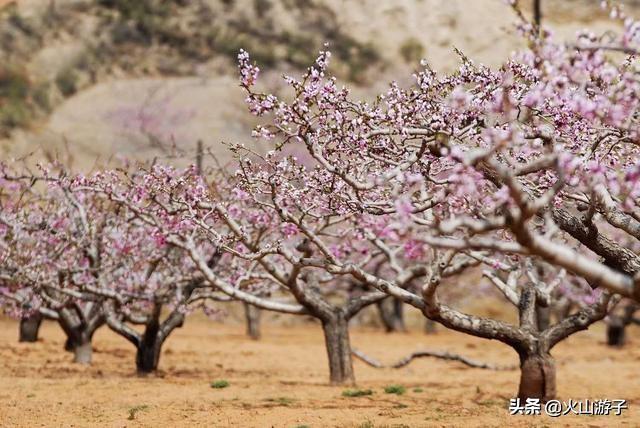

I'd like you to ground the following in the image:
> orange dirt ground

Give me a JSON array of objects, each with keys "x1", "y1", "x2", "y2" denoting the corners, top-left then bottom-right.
[{"x1": 0, "y1": 316, "x2": 638, "y2": 427}]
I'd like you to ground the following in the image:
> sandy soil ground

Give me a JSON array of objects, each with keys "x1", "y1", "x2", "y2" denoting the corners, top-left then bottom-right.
[{"x1": 0, "y1": 316, "x2": 638, "y2": 427}]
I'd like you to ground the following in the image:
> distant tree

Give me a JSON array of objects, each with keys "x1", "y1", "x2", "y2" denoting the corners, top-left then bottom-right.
[
  {"x1": 0, "y1": 165, "x2": 221, "y2": 371},
  {"x1": 0, "y1": 168, "x2": 105, "y2": 364},
  {"x1": 87, "y1": 165, "x2": 392, "y2": 385},
  {"x1": 606, "y1": 298, "x2": 639, "y2": 346}
]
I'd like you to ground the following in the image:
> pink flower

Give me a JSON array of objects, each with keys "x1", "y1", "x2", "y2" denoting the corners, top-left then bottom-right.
[
  {"x1": 281, "y1": 223, "x2": 299, "y2": 238},
  {"x1": 238, "y1": 49, "x2": 260, "y2": 87},
  {"x1": 403, "y1": 240, "x2": 425, "y2": 260},
  {"x1": 394, "y1": 197, "x2": 413, "y2": 219}
]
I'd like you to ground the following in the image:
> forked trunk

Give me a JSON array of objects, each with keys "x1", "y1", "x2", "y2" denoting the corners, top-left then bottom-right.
[
  {"x1": 64, "y1": 330, "x2": 96, "y2": 364},
  {"x1": 19, "y1": 313, "x2": 42, "y2": 342},
  {"x1": 57, "y1": 310, "x2": 103, "y2": 364},
  {"x1": 321, "y1": 314, "x2": 355, "y2": 385},
  {"x1": 244, "y1": 302, "x2": 261, "y2": 340},
  {"x1": 518, "y1": 352, "x2": 556, "y2": 402}
]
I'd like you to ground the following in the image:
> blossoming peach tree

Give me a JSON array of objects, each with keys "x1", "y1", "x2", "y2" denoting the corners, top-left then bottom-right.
[
  {"x1": 229, "y1": 1, "x2": 640, "y2": 400},
  {"x1": 74, "y1": 168, "x2": 232, "y2": 373},
  {"x1": 0, "y1": 167, "x2": 107, "y2": 363},
  {"x1": 86, "y1": 164, "x2": 395, "y2": 385},
  {"x1": 0, "y1": 165, "x2": 222, "y2": 371},
  {"x1": 1, "y1": 0, "x2": 638, "y2": 403}
]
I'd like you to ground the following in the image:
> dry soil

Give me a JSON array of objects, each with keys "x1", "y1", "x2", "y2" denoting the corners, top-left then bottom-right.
[{"x1": 0, "y1": 316, "x2": 638, "y2": 427}]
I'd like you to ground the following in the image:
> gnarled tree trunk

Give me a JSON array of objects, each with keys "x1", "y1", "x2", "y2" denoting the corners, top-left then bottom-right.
[
  {"x1": 515, "y1": 287, "x2": 557, "y2": 402},
  {"x1": 244, "y1": 302, "x2": 261, "y2": 340},
  {"x1": 64, "y1": 329, "x2": 99, "y2": 363},
  {"x1": 105, "y1": 301, "x2": 186, "y2": 374},
  {"x1": 517, "y1": 351, "x2": 556, "y2": 402},
  {"x1": 19, "y1": 313, "x2": 43, "y2": 342},
  {"x1": 321, "y1": 313, "x2": 355, "y2": 385}
]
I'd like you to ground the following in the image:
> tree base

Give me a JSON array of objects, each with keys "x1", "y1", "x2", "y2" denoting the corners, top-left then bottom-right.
[
  {"x1": 518, "y1": 353, "x2": 556, "y2": 402},
  {"x1": 73, "y1": 342, "x2": 93, "y2": 364},
  {"x1": 322, "y1": 316, "x2": 355, "y2": 385},
  {"x1": 244, "y1": 303, "x2": 261, "y2": 340},
  {"x1": 19, "y1": 314, "x2": 42, "y2": 343},
  {"x1": 136, "y1": 343, "x2": 161, "y2": 374},
  {"x1": 607, "y1": 323, "x2": 626, "y2": 347}
]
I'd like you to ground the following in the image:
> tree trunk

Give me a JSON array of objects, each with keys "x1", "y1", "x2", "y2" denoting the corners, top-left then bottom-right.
[
  {"x1": 392, "y1": 298, "x2": 406, "y2": 331},
  {"x1": 517, "y1": 352, "x2": 556, "y2": 402},
  {"x1": 244, "y1": 302, "x2": 261, "y2": 340},
  {"x1": 536, "y1": 306, "x2": 551, "y2": 331},
  {"x1": 424, "y1": 319, "x2": 437, "y2": 334},
  {"x1": 19, "y1": 313, "x2": 42, "y2": 342},
  {"x1": 606, "y1": 318, "x2": 626, "y2": 347},
  {"x1": 64, "y1": 337, "x2": 75, "y2": 352},
  {"x1": 321, "y1": 314, "x2": 355, "y2": 385},
  {"x1": 62, "y1": 329, "x2": 96, "y2": 364},
  {"x1": 135, "y1": 339, "x2": 162, "y2": 373},
  {"x1": 73, "y1": 340, "x2": 93, "y2": 364},
  {"x1": 376, "y1": 297, "x2": 406, "y2": 332},
  {"x1": 57, "y1": 309, "x2": 104, "y2": 364},
  {"x1": 136, "y1": 318, "x2": 163, "y2": 374},
  {"x1": 606, "y1": 300, "x2": 638, "y2": 347}
]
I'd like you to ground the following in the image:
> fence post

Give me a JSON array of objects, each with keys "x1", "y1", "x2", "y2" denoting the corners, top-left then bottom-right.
[{"x1": 196, "y1": 140, "x2": 203, "y2": 176}]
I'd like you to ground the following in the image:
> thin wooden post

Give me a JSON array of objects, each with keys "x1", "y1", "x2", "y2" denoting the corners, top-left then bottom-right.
[
  {"x1": 533, "y1": 0, "x2": 542, "y2": 28},
  {"x1": 196, "y1": 140, "x2": 203, "y2": 176}
]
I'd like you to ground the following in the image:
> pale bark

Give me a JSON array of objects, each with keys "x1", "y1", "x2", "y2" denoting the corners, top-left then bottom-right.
[
  {"x1": 57, "y1": 305, "x2": 104, "y2": 365},
  {"x1": 244, "y1": 302, "x2": 261, "y2": 340},
  {"x1": 73, "y1": 341, "x2": 93, "y2": 364}
]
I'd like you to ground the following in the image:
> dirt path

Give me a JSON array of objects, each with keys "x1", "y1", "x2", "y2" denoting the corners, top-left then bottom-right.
[{"x1": 0, "y1": 317, "x2": 638, "y2": 427}]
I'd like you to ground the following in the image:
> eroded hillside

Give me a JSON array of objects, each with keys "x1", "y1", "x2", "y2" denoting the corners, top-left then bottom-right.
[{"x1": 0, "y1": 0, "x2": 631, "y2": 168}]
